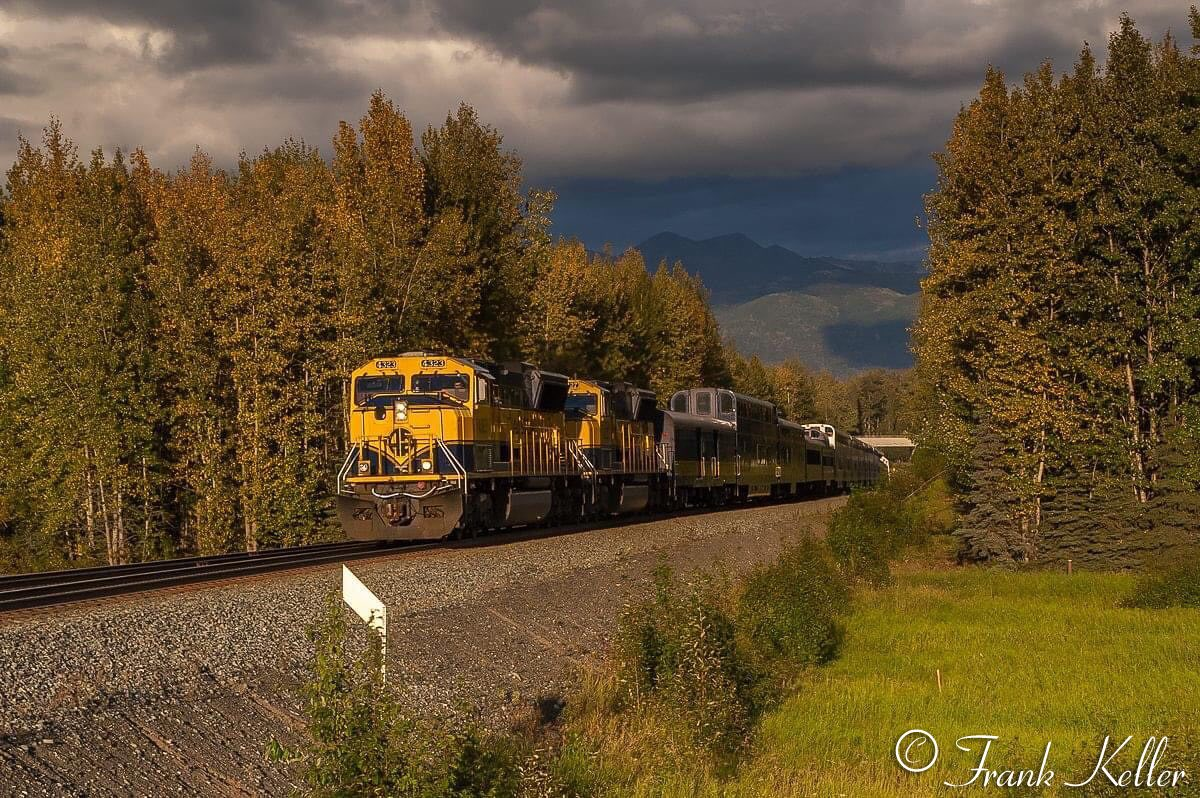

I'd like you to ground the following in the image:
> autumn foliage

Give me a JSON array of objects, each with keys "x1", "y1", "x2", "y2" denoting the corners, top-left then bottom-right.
[{"x1": 0, "y1": 94, "x2": 730, "y2": 570}]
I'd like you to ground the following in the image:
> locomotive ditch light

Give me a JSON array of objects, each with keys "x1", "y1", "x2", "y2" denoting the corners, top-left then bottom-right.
[
  {"x1": 357, "y1": 461, "x2": 370, "y2": 474},
  {"x1": 394, "y1": 399, "x2": 408, "y2": 421},
  {"x1": 420, "y1": 459, "x2": 433, "y2": 471}
]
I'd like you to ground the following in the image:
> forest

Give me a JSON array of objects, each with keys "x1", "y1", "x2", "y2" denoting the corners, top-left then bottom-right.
[
  {"x1": 917, "y1": 13, "x2": 1200, "y2": 567},
  {"x1": 0, "y1": 93, "x2": 912, "y2": 572}
]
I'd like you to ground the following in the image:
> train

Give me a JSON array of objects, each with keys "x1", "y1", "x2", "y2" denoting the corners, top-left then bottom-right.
[{"x1": 336, "y1": 353, "x2": 889, "y2": 541}]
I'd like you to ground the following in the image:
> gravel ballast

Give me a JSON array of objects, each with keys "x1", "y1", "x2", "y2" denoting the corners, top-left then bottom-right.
[{"x1": 0, "y1": 498, "x2": 844, "y2": 797}]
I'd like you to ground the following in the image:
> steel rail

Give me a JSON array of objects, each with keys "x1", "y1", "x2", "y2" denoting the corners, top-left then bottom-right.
[
  {"x1": 0, "y1": 541, "x2": 373, "y2": 588},
  {"x1": 0, "y1": 541, "x2": 417, "y2": 612},
  {"x1": 0, "y1": 493, "x2": 848, "y2": 615}
]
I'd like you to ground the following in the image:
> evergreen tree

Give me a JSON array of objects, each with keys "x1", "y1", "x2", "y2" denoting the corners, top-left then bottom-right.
[
  {"x1": 957, "y1": 422, "x2": 1029, "y2": 562},
  {"x1": 134, "y1": 149, "x2": 242, "y2": 555},
  {"x1": 421, "y1": 104, "x2": 537, "y2": 360},
  {"x1": 0, "y1": 124, "x2": 161, "y2": 565}
]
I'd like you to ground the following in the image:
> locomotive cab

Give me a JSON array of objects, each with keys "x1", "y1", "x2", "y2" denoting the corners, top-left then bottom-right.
[
  {"x1": 565, "y1": 379, "x2": 661, "y2": 514},
  {"x1": 566, "y1": 380, "x2": 658, "y2": 471},
  {"x1": 338, "y1": 353, "x2": 573, "y2": 541},
  {"x1": 338, "y1": 354, "x2": 484, "y2": 540}
]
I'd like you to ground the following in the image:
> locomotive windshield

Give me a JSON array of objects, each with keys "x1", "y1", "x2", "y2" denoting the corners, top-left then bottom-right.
[
  {"x1": 354, "y1": 375, "x2": 405, "y2": 406},
  {"x1": 564, "y1": 393, "x2": 598, "y2": 417},
  {"x1": 411, "y1": 373, "x2": 469, "y2": 403}
]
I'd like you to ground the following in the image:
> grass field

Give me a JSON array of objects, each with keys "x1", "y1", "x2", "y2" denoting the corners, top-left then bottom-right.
[{"x1": 612, "y1": 542, "x2": 1200, "y2": 796}]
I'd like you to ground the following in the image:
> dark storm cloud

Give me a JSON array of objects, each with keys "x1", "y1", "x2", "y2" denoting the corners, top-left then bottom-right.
[
  {"x1": 425, "y1": 0, "x2": 1183, "y2": 103},
  {"x1": 4, "y1": 0, "x2": 410, "y2": 71},
  {"x1": 430, "y1": 0, "x2": 964, "y2": 101},
  {"x1": 9, "y1": 0, "x2": 1186, "y2": 101},
  {"x1": 0, "y1": 1, "x2": 1192, "y2": 187},
  {"x1": 0, "y1": 46, "x2": 42, "y2": 96}
]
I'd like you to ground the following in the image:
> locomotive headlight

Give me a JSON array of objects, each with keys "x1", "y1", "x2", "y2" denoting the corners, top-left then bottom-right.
[
  {"x1": 419, "y1": 459, "x2": 433, "y2": 472},
  {"x1": 394, "y1": 399, "x2": 407, "y2": 421}
]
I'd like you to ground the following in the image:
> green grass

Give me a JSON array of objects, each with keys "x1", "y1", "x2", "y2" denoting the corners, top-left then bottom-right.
[{"x1": 616, "y1": 556, "x2": 1200, "y2": 796}]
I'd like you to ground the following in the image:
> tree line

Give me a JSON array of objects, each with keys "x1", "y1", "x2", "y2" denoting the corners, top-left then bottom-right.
[
  {"x1": 0, "y1": 93, "x2": 909, "y2": 572},
  {"x1": 0, "y1": 94, "x2": 737, "y2": 570},
  {"x1": 726, "y1": 352, "x2": 921, "y2": 437},
  {"x1": 916, "y1": 12, "x2": 1200, "y2": 566}
]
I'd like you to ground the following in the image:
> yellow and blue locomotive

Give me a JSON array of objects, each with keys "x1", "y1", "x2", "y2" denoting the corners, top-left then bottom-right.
[
  {"x1": 564, "y1": 378, "x2": 667, "y2": 515},
  {"x1": 339, "y1": 353, "x2": 574, "y2": 540},
  {"x1": 337, "y1": 353, "x2": 888, "y2": 541}
]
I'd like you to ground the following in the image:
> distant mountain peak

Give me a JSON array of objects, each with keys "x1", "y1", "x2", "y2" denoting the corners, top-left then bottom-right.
[
  {"x1": 705, "y1": 232, "x2": 758, "y2": 245},
  {"x1": 635, "y1": 231, "x2": 921, "y2": 305},
  {"x1": 633, "y1": 230, "x2": 922, "y2": 376},
  {"x1": 639, "y1": 231, "x2": 693, "y2": 244}
]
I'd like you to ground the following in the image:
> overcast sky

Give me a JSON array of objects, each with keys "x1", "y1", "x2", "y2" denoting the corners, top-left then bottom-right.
[{"x1": 0, "y1": 1, "x2": 1190, "y2": 257}]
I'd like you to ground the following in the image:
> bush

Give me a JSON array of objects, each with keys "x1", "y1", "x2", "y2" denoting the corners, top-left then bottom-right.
[
  {"x1": 1122, "y1": 554, "x2": 1200, "y2": 609},
  {"x1": 270, "y1": 593, "x2": 531, "y2": 798},
  {"x1": 613, "y1": 548, "x2": 852, "y2": 761},
  {"x1": 826, "y1": 460, "x2": 949, "y2": 585},
  {"x1": 736, "y1": 538, "x2": 849, "y2": 679},
  {"x1": 827, "y1": 490, "x2": 902, "y2": 586},
  {"x1": 286, "y1": 593, "x2": 428, "y2": 797},
  {"x1": 615, "y1": 565, "x2": 759, "y2": 757}
]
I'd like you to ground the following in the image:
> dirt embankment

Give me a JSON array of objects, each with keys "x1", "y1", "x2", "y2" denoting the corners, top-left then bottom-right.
[{"x1": 0, "y1": 498, "x2": 844, "y2": 798}]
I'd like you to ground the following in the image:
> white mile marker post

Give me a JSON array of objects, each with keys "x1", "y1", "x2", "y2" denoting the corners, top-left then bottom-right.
[{"x1": 342, "y1": 565, "x2": 387, "y2": 681}]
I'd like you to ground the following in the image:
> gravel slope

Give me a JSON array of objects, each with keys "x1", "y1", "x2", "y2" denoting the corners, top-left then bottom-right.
[{"x1": 0, "y1": 498, "x2": 843, "y2": 797}]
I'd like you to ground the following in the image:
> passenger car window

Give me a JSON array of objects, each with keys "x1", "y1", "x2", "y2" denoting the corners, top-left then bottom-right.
[
  {"x1": 671, "y1": 393, "x2": 688, "y2": 413},
  {"x1": 720, "y1": 393, "x2": 733, "y2": 413},
  {"x1": 696, "y1": 393, "x2": 712, "y2": 415}
]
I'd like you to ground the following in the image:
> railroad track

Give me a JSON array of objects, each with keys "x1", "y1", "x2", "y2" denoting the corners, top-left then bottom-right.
[
  {"x1": 0, "y1": 541, "x2": 419, "y2": 613},
  {"x1": 0, "y1": 494, "x2": 847, "y2": 616}
]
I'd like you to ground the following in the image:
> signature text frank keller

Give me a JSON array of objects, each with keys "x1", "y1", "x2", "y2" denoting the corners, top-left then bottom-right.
[{"x1": 895, "y1": 730, "x2": 1188, "y2": 789}]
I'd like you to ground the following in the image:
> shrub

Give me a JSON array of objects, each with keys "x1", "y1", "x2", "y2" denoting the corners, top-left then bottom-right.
[
  {"x1": 827, "y1": 489, "x2": 903, "y2": 586},
  {"x1": 826, "y1": 461, "x2": 947, "y2": 585},
  {"x1": 1122, "y1": 554, "x2": 1200, "y2": 609},
  {"x1": 270, "y1": 592, "x2": 531, "y2": 798},
  {"x1": 284, "y1": 593, "x2": 429, "y2": 797},
  {"x1": 443, "y1": 724, "x2": 524, "y2": 798},
  {"x1": 736, "y1": 537, "x2": 849, "y2": 681},
  {"x1": 615, "y1": 566, "x2": 759, "y2": 757},
  {"x1": 613, "y1": 548, "x2": 852, "y2": 761}
]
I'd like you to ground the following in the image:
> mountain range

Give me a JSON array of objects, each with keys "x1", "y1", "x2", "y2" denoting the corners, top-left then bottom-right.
[{"x1": 635, "y1": 232, "x2": 924, "y2": 376}]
